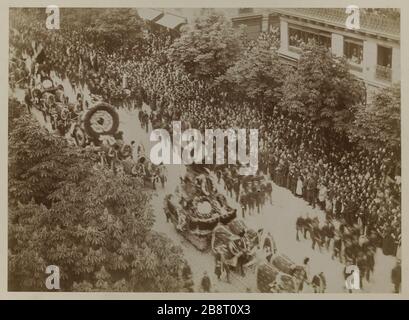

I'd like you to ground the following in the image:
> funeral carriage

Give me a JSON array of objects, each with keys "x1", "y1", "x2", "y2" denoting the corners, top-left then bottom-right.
[{"x1": 164, "y1": 166, "x2": 237, "y2": 251}]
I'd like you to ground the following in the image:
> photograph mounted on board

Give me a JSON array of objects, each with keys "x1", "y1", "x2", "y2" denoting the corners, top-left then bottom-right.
[{"x1": 8, "y1": 7, "x2": 401, "y2": 294}]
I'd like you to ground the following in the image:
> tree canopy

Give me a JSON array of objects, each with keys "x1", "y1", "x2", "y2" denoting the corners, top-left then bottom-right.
[
  {"x1": 8, "y1": 107, "x2": 192, "y2": 292},
  {"x1": 91, "y1": 8, "x2": 145, "y2": 51},
  {"x1": 167, "y1": 11, "x2": 244, "y2": 80},
  {"x1": 349, "y1": 83, "x2": 401, "y2": 152},
  {"x1": 280, "y1": 42, "x2": 366, "y2": 132},
  {"x1": 219, "y1": 31, "x2": 287, "y2": 108}
]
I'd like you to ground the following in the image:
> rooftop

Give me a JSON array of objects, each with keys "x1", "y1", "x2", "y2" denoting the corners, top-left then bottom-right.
[{"x1": 272, "y1": 8, "x2": 400, "y2": 40}]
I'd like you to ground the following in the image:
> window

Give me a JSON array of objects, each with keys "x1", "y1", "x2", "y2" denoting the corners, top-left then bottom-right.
[
  {"x1": 344, "y1": 38, "x2": 363, "y2": 65},
  {"x1": 376, "y1": 45, "x2": 392, "y2": 81},
  {"x1": 377, "y1": 45, "x2": 392, "y2": 68},
  {"x1": 288, "y1": 26, "x2": 331, "y2": 50}
]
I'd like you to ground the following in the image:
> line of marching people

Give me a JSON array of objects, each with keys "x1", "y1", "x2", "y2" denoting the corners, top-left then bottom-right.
[
  {"x1": 295, "y1": 214, "x2": 378, "y2": 291},
  {"x1": 214, "y1": 166, "x2": 273, "y2": 218}
]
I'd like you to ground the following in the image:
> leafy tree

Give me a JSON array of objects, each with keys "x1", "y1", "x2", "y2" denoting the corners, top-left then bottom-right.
[
  {"x1": 8, "y1": 98, "x2": 25, "y2": 130},
  {"x1": 219, "y1": 31, "x2": 287, "y2": 109},
  {"x1": 8, "y1": 111, "x2": 192, "y2": 292},
  {"x1": 8, "y1": 112, "x2": 93, "y2": 207},
  {"x1": 9, "y1": 8, "x2": 43, "y2": 29},
  {"x1": 60, "y1": 8, "x2": 106, "y2": 29},
  {"x1": 280, "y1": 42, "x2": 366, "y2": 132},
  {"x1": 91, "y1": 8, "x2": 145, "y2": 52},
  {"x1": 48, "y1": 8, "x2": 147, "y2": 53},
  {"x1": 167, "y1": 11, "x2": 244, "y2": 80},
  {"x1": 349, "y1": 83, "x2": 400, "y2": 152}
]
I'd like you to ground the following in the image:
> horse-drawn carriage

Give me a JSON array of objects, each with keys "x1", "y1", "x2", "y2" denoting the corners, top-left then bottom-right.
[
  {"x1": 31, "y1": 82, "x2": 73, "y2": 134},
  {"x1": 164, "y1": 167, "x2": 237, "y2": 251},
  {"x1": 30, "y1": 78, "x2": 120, "y2": 147},
  {"x1": 211, "y1": 220, "x2": 259, "y2": 275},
  {"x1": 256, "y1": 254, "x2": 306, "y2": 293},
  {"x1": 29, "y1": 78, "x2": 164, "y2": 188}
]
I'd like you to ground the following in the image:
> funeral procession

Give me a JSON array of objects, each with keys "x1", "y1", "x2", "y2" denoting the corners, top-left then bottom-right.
[{"x1": 8, "y1": 7, "x2": 401, "y2": 294}]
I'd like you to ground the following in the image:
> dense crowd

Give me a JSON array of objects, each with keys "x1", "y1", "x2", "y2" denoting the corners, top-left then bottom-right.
[
  {"x1": 130, "y1": 48, "x2": 401, "y2": 262},
  {"x1": 9, "y1": 10, "x2": 401, "y2": 277}
]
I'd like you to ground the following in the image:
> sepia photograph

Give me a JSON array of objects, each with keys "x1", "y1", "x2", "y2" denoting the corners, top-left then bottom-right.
[{"x1": 7, "y1": 5, "x2": 401, "y2": 295}]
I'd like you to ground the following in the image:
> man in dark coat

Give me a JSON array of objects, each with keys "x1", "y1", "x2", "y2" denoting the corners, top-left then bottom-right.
[
  {"x1": 321, "y1": 222, "x2": 330, "y2": 250},
  {"x1": 326, "y1": 222, "x2": 335, "y2": 250},
  {"x1": 265, "y1": 181, "x2": 273, "y2": 204},
  {"x1": 332, "y1": 235, "x2": 342, "y2": 262},
  {"x1": 365, "y1": 246, "x2": 375, "y2": 281},
  {"x1": 311, "y1": 272, "x2": 326, "y2": 293},
  {"x1": 201, "y1": 271, "x2": 211, "y2": 293},
  {"x1": 311, "y1": 223, "x2": 322, "y2": 252},
  {"x1": 240, "y1": 194, "x2": 247, "y2": 219},
  {"x1": 306, "y1": 175, "x2": 317, "y2": 208},
  {"x1": 311, "y1": 273, "x2": 321, "y2": 293},
  {"x1": 214, "y1": 253, "x2": 222, "y2": 280},
  {"x1": 391, "y1": 260, "x2": 401, "y2": 293},
  {"x1": 24, "y1": 89, "x2": 32, "y2": 113},
  {"x1": 356, "y1": 252, "x2": 367, "y2": 289}
]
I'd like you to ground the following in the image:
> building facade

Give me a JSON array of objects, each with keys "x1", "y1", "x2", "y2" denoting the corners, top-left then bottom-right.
[{"x1": 231, "y1": 8, "x2": 400, "y2": 91}]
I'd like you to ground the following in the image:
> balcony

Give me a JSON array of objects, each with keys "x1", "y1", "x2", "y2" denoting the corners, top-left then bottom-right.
[
  {"x1": 238, "y1": 8, "x2": 254, "y2": 15},
  {"x1": 376, "y1": 65, "x2": 392, "y2": 81},
  {"x1": 272, "y1": 8, "x2": 400, "y2": 40},
  {"x1": 288, "y1": 45, "x2": 302, "y2": 54},
  {"x1": 347, "y1": 61, "x2": 363, "y2": 73}
]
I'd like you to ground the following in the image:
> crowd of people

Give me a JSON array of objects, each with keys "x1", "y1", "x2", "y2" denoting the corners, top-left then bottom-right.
[
  {"x1": 10, "y1": 35, "x2": 167, "y2": 191},
  {"x1": 9, "y1": 9, "x2": 401, "y2": 292}
]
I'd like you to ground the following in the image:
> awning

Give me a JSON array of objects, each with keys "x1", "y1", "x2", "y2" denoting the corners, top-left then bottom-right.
[
  {"x1": 137, "y1": 8, "x2": 163, "y2": 22},
  {"x1": 137, "y1": 8, "x2": 187, "y2": 30},
  {"x1": 156, "y1": 14, "x2": 187, "y2": 29}
]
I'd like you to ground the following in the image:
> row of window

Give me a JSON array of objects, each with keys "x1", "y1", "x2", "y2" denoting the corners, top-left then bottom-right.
[
  {"x1": 288, "y1": 27, "x2": 331, "y2": 49},
  {"x1": 232, "y1": 15, "x2": 395, "y2": 82},
  {"x1": 287, "y1": 26, "x2": 393, "y2": 80}
]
